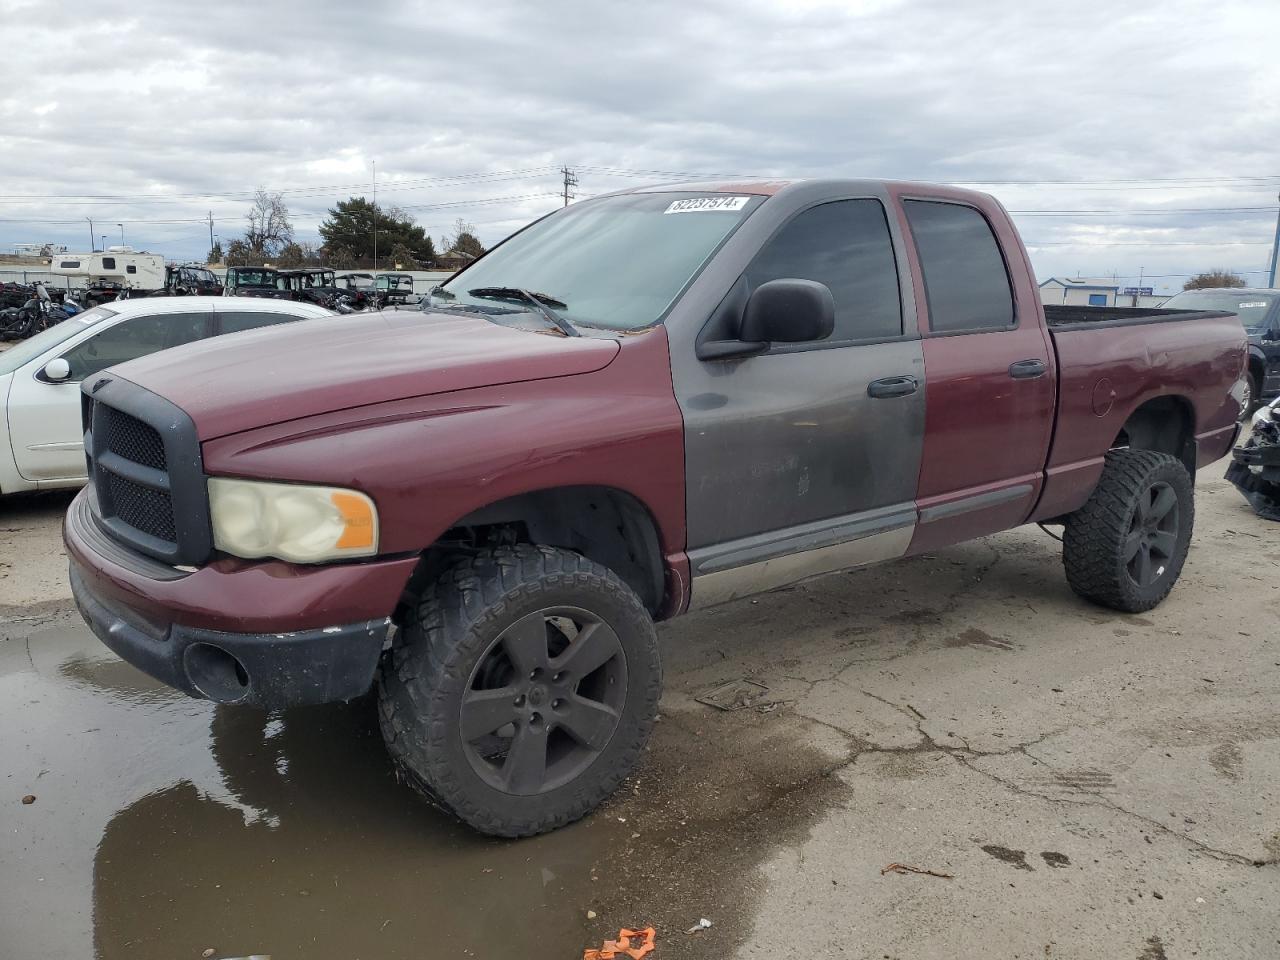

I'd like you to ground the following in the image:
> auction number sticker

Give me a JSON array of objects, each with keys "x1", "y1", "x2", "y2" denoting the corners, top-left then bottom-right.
[
  {"x1": 1239, "y1": 301, "x2": 1268, "y2": 308},
  {"x1": 664, "y1": 196, "x2": 750, "y2": 214}
]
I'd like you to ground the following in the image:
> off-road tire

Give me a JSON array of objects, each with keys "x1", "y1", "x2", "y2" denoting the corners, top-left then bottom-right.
[
  {"x1": 377, "y1": 544, "x2": 661, "y2": 837},
  {"x1": 1063, "y1": 449, "x2": 1194, "y2": 613}
]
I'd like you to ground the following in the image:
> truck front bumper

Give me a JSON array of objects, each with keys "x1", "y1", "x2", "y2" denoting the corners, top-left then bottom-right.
[{"x1": 64, "y1": 489, "x2": 418, "y2": 710}]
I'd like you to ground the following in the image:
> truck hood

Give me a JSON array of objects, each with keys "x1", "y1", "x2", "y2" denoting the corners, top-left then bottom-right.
[{"x1": 110, "y1": 311, "x2": 621, "y2": 440}]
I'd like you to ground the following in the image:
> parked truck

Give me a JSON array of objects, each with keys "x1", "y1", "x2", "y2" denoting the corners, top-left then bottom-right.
[{"x1": 65, "y1": 179, "x2": 1248, "y2": 837}]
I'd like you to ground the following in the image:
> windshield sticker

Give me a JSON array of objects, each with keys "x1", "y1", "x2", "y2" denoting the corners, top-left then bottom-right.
[
  {"x1": 1238, "y1": 301, "x2": 1268, "y2": 308},
  {"x1": 664, "y1": 196, "x2": 750, "y2": 214}
]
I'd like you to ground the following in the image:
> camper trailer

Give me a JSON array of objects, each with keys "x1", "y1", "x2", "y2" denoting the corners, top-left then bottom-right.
[{"x1": 49, "y1": 248, "x2": 167, "y2": 303}]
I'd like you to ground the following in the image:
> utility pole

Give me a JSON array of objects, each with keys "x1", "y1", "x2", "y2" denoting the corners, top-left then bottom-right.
[
  {"x1": 561, "y1": 166, "x2": 578, "y2": 206},
  {"x1": 117, "y1": 223, "x2": 125, "y2": 247},
  {"x1": 207, "y1": 212, "x2": 215, "y2": 256},
  {"x1": 87, "y1": 217, "x2": 94, "y2": 251},
  {"x1": 1269, "y1": 190, "x2": 1280, "y2": 289},
  {"x1": 372, "y1": 159, "x2": 378, "y2": 272}
]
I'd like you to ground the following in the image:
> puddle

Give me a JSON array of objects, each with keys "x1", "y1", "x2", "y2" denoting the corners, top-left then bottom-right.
[{"x1": 2, "y1": 611, "x2": 852, "y2": 960}]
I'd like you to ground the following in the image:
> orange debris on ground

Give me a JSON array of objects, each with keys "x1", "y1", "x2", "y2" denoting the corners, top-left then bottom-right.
[{"x1": 583, "y1": 926, "x2": 657, "y2": 959}]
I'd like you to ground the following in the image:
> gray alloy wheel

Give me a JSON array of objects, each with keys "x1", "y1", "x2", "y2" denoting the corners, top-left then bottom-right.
[
  {"x1": 377, "y1": 544, "x2": 661, "y2": 837},
  {"x1": 1063, "y1": 449, "x2": 1195, "y2": 613}
]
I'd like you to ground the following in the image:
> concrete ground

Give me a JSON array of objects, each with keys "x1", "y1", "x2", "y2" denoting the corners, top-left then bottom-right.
[{"x1": 1, "y1": 467, "x2": 1276, "y2": 960}]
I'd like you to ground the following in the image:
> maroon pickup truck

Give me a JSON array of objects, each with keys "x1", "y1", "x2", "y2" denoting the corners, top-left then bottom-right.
[{"x1": 65, "y1": 179, "x2": 1248, "y2": 836}]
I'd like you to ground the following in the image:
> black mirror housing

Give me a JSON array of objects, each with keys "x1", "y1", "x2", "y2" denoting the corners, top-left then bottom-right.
[{"x1": 739, "y1": 278, "x2": 835, "y2": 345}]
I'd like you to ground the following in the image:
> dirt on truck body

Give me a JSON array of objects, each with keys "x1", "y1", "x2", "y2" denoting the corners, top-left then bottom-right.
[{"x1": 64, "y1": 178, "x2": 1249, "y2": 836}]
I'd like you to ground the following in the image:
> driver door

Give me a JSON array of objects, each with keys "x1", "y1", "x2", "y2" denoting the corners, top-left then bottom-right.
[{"x1": 8, "y1": 310, "x2": 209, "y2": 481}]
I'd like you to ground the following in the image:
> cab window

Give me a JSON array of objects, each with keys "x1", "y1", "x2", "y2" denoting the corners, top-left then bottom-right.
[{"x1": 745, "y1": 199, "x2": 903, "y2": 342}]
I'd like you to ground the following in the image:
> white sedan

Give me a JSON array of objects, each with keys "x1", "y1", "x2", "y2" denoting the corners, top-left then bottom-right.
[{"x1": 0, "y1": 296, "x2": 334, "y2": 494}]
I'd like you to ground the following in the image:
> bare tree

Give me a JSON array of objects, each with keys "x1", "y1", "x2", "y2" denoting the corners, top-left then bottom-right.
[
  {"x1": 447, "y1": 217, "x2": 486, "y2": 259},
  {"x1": 1184, "y1": 269, "x2": 1246, "y2": 290},
  {"x1": 244, "y1": 188, "x2": 293, "y2": 257}
]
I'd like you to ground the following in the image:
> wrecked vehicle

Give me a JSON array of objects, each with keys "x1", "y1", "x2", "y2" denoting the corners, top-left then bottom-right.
[
  {"x1": 1160, "y1": 288, "x2": 1279, "y2": 414},
  {"x1": 1225, "y1": 397, "x2": 1280, "y2": 520},
  {"x1": 222, "y1": 266, "x2": 280, "y2": 297},
  {"x1": 65, "y1": 179, "x2": 1248, "y2": 838}
]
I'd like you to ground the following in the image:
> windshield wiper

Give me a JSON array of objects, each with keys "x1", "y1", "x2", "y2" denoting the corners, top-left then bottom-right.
[{"x1": 467, "y1": 287, "x2": 579, "y2": 337}]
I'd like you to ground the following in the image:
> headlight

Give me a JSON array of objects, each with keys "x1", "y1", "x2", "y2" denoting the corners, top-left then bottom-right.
[{"x1": 208, "y1": 478, "x2": 378, "y2": 563}]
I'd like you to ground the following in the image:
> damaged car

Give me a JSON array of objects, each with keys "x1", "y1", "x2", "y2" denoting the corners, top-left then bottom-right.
[{"x1": 1226, "y1": 396, "x2": 1280, "y2": 520}]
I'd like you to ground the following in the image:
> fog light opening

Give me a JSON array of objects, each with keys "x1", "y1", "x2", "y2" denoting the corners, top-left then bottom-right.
[{"x1": 184, "y1": 642, "x2": 251, "y2": 704}]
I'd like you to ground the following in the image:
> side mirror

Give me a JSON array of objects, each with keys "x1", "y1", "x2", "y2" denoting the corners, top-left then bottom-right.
[
  {"x1": 740, "y1": 279, "x2": 835, "y2": 345},
  {"x1": 696, "y1": 278, "x2": 837, "y2": 361},
  {"x1": 42, "y1": 358, "x2": 71, "y2": 381}
]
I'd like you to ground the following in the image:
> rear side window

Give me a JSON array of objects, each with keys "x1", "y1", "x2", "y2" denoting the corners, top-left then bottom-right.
[
  {"x1": 102, "y1": 257, "x2": 116, "y2": 270},
  {"x1": 904, "y1": 200, "x2": 1014, "y2": 333},
  {"x1": 126, "y1": 265, "x2": 137, "y2": 274},
  {"x1": 218, "y1": 311, "x2": 300, "y2": 335},
  {"x1": 59, "y1": 260, "x2": 80, "y2": 269},
  {"x1": 746, "y1": 199, "x2": 902, "y2": 342}
]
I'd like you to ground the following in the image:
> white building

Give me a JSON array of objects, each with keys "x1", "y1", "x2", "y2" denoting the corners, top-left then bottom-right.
[
  {"x1": 1038, "y1": 277, "x2": 1119, "y2": 307},
  {"x1": 1038, "y1": 277, "x2": 1170, "y2": 309}
]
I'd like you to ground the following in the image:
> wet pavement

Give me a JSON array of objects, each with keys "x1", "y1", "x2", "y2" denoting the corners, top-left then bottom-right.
[
  {"x1": 2, "y1": 470, "x2": 1278, "y2": 959},
  {"x1": 1, "y1": 606, "x2": 850, "y2": 960}
]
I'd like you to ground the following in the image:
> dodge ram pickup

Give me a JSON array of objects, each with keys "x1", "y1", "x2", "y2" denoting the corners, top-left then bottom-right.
[{"x1": 65, "y1": 179, "x2": 1249, "y2": 836}]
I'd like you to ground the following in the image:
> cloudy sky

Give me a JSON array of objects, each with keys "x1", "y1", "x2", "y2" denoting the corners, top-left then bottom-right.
[{"x1": 2, "y1": 0, "x2": 1278, "y2": 292}]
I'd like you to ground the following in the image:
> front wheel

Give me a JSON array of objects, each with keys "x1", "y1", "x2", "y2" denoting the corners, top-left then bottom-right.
[
  {"x1": 1063, "y1": 449, "x2": 1194, "y2": 612},
  {"x1": 377, "y1": 545, "x2": 661, "y2": 837}
]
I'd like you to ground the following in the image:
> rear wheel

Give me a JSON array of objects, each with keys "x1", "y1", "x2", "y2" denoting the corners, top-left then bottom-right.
[
  {"x1": 377, "y1": 544, "x2": 661, "y2": 837},
  {"x1": 1062, "y1": 449, "x2": 1194, "y2": 612}
]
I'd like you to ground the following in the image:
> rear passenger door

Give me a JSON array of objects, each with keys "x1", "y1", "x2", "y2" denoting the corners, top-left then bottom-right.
[
  {"x1": 676, "y1": 197, "x2": 927, "y2": 607},
  {"x1": 214, "y1": 309, "x2": 301, "y2": 336},
  {"x1": 898, "y1": 196, "x2": 1055, "y2": 553}
]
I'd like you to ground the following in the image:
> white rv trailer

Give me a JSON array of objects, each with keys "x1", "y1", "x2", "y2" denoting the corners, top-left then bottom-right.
[{"x1": 48, "y1": 248, "x2": 167, "y2": 294}]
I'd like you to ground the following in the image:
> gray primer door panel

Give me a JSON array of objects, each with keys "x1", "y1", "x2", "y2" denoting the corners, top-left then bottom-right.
[
  {"x1": 681, "y1": 339, "x2": 924, "y2": 550},
  {"x1": 656, "y1": 181, "x2": 929, "y2": 603}
]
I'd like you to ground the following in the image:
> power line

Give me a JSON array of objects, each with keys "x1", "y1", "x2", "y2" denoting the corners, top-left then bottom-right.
[
  {"x1": 576, "y1": 164, "x2": 1280, "y2": 187},
  {"x1": 0, "y1": 166, "x2": 562, "y2": 204},
  {"x1": 0, "y1": 192, "x2": 565, "y2": 226}
]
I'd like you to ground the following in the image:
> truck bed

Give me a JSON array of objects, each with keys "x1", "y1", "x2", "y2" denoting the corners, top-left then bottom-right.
[{"x1": 1043, "y1": 304, "x2": 1234, "y2": 330}]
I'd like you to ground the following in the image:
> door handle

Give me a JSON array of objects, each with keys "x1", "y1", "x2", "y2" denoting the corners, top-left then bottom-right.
[
  {"x1": 1008, "y1": 359, "x2": 1047, "y2": 379},
  {"x1": 867, "y1": 375, "x2": 919, "y2": 399}
]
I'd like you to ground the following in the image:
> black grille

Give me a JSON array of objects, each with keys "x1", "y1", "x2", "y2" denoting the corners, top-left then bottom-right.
[
  {"x1": 84, "y1": 379, "x2": 211, "y2": 565},
  {"x1": 102, "y1": 471, "x2": 177, "y2": 543},
  {"x1": 103, "y1": 409, "x2": 167, "y2": 471}
]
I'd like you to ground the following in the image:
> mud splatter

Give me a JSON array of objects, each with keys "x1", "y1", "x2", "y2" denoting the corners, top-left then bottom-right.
[
  {"x1": 1029, "y1": 768, "x2": 1116, "y2": 793},
  {"x1": 980, "y1": 844, "x2": 1033, "y2": 871},
  {"x1": 588, "y1": 704, "x2": 855, "y2": 958},
  {"x1": 885, "y1": 608, "x2": 942, "y2": 626},
  {"x1": 942, "y1": 628, "x2": 1017, "y2": 652},
  {"x1": 1208, "y1": 742, "x2": 1243, "y2": 782},
  {"x1": 1040, "y1": 851, "x2": 1071, "y2": 868},
  {"x1": 1138, "y1": 935, "x2": 1168, "y2": 960}
]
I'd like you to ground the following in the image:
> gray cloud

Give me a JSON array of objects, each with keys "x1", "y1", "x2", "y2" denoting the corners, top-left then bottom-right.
[{"x1": 2, "y1": 0, "x2": 1278, "y2": 290}]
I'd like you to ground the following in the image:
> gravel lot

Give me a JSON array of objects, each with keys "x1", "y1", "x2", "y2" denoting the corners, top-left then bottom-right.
[{"x1": 1, "y1": 466, "x2": 1277, "y2": 960}]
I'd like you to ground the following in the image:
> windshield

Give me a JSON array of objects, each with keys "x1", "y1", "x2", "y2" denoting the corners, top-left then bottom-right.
[
  {"x1": 436, "y1": 191, "x2": 762, "y2": 330},
  {"x1": 1161, "y1": 290, "x2": 1277, "y2": 332},
  {"x1": 0, "y1": 306, "x2": 117, "y2": 375},
  {"x1": 231, "y1": 269, "x2": 276, "y2": 287}
]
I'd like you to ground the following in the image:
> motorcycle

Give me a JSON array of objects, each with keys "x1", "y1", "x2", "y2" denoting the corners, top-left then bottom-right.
[{"x1": 0, "y1": 282, "x2": 77, "y2": 341}]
